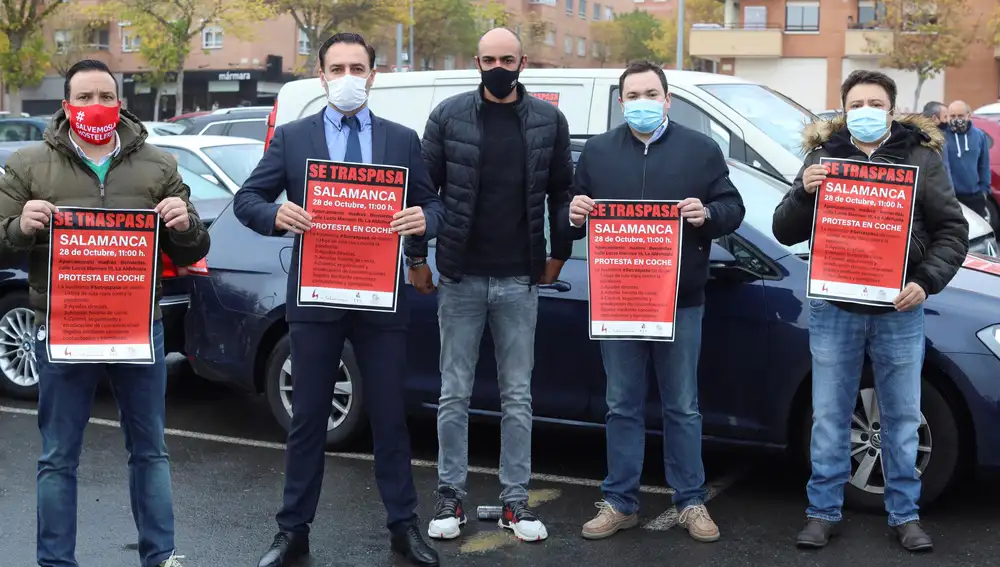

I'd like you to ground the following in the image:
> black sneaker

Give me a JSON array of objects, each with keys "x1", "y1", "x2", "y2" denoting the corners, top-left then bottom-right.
[
  {"x1": 426, "y1": 489, "x2": 466, "y2": 540},
  {"x1": 500, "y1": 500, "x2": 548, "y2": 542}
]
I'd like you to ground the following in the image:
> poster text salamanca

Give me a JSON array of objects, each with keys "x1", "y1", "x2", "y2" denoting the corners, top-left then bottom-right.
[
  {"x1": 807, "y1": 158, "x2": 917, "y2": 306},
  {"x1": 46, "y1": 207, "x2": 160, "y2": 363},
  {"x1": 297, "y1": 159, "x2": 408, "y2": 312},
  {"x1": 588, "y1": 200, "x2": 682, "y2": 341}
]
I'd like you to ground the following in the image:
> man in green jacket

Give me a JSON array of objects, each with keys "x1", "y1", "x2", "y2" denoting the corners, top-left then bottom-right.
[{"x1": 0, "y1": 59, "x2": 210, "y2": 567}]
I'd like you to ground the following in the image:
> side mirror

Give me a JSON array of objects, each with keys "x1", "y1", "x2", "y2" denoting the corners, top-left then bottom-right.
[
  {"x1": 201, "y1": 173, "x2": 221, "y2": 186},
  {"x1": 708, "y1": 242, "x2": 738, "y2": 269},
  {"x1": 708, "y1": 242, "x2": 757, "y2": 283}
]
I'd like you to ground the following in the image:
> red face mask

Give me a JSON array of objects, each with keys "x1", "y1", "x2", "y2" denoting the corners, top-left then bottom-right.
[{"x1": 66, "y1": 102, "x2": 121, "y2": 145}]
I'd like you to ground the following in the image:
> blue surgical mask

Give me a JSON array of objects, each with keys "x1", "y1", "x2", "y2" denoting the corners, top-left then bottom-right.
[
  {"x1": 623, "y1": 99, "x2": 665, "y2": 133},
  {"x1": 846, "y1": 106, "x2": 889, "y2": 143}
]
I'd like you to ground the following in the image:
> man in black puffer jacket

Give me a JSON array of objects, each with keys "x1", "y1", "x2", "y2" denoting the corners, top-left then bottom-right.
[{"x1": 410, "y1": 27, "x2": 574, "y2": 544}]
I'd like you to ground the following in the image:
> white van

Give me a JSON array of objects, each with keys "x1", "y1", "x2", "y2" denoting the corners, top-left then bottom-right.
[{"x1": 265, "y1": 68, "x2": 997, "y2": 254}]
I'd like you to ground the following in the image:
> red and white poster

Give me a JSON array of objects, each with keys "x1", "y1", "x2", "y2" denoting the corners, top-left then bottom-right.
[
  {"x1": 529, "y1": 92, "x2": 560, "y2": 107},
  {"x1": 807, "y1": 158, "x2": 918, "y2": 306},
  {"x1": 588, "y1": 199, "x2": 682, "y2": 341},
  {"x1": 297, "y1": 159, "x2": 408, "y2": 312},
  {"x1": 46, "y1": 207, "x2": 160, "y2": 363},
  {"x1": 963, "y1": 253, "x2": 1000, "y2": 276}
]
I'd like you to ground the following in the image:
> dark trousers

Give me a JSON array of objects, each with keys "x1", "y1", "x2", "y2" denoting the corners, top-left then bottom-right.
[
  {"x1": 957, "y1": 192, "x2": 990, "y2": 220},
  {"x1": 276, "y1": 316, "x2": 418, "y2": 535}
]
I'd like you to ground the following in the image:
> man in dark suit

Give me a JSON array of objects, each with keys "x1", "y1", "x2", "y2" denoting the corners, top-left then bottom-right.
[{"x1": 233, "y1": 32, "x2": 444, "y2": 567}]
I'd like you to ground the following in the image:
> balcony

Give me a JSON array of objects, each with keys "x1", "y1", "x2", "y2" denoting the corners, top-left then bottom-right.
[
  {"x1": 688, "y1": 24, "x2": 783, "y2": 59},
  {"x1": 844, "y1": 28, "x2": 894, "y2": 57}
]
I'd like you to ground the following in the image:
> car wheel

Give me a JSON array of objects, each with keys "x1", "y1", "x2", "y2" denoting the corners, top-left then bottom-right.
[
  {"x1": 264, "y1": 334, "x2": 367, "y2": 449},
  {"x1": 800, "y1": 378, "x2": 960, "y2": 511},
  {"x1": 0, "y1": 291, "x2": 39, "y2": 399},
  {"x1": 985, "y1": 195, "x2": 1000, "y2": 234}
]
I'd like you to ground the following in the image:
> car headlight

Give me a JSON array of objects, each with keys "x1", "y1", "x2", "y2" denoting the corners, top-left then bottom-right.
[{"x1": 976, "y1": 325, "x2": 1000, "y2": 359}]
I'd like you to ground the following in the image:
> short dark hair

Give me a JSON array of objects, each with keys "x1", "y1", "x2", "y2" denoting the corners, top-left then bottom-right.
[
  {"x1": 921, "y1": 101, "x2": 945, "y2": 118},
  {"x1": 840, "y1": 70, "x2": 897, "y2": 112},
  {"x1": 64, "y1": 59, "x2": 118, "y2": 100},
  {"x1": 318, "y1": 32, "x2": 376, "y2": 71},
  {"x1": 619, "y1": 60, "x2": 668, "y2": 97}
]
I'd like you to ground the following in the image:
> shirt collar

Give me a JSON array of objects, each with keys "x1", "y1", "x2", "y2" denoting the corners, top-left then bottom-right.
[
  {"x1": 69, "y1": 131, "x2": 121, "y2": 165},
  {"x1": 324, "y1": 105, "x2": 371, "y2": 131}
]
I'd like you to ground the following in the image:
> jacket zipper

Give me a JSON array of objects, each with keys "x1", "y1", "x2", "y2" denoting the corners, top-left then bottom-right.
[
  {"x1": 865, "y1": 148, "x2": 925, "y2": 260},
  {"x1": 640, "y1": 143, "x2": 649, "y2": 199}
]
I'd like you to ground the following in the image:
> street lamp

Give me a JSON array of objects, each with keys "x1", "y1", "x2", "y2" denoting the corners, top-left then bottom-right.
[{"x1": 676, "y1": 0, "x2": 684, "y2": 70}]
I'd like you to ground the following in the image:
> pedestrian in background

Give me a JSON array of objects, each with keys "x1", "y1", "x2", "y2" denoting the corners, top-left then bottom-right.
[
  {"x1": 921, "y1": 101, "x2": 952, "y2": 178},
  {"x1": 945, "y1": 100, "x2": 992, "y2": 221},
  {"x1": 568, "y1": 61, "x2": 745, "y2": 544},
  {"x1": 409, "y1": 26, "x2": 575, "y2": 543},
  {"x1": 772, "y1": 70, "x2": 969, "y2": 552},
  {"x1": 0, "y1": 59, "x2": 210, "y2": 567},
  {"x1": 235, "y1": 33, "x2": 443, "y2": 567}
]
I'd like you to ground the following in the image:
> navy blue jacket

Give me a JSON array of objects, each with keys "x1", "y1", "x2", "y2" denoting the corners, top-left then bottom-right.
[
  {"x1": 571, "y1": 122, "x2": 745, "y2": 308},
  {"x1": 944, "y1": 125, "x2": 991, "y2": 196},
  {"x1": 233, "y1": 108, "x2": 444, "y2": 324}
]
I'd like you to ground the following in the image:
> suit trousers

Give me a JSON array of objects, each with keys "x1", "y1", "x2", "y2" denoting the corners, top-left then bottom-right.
[{"x1": 276, "y1": 314, "x2": 419, "y2": 535}]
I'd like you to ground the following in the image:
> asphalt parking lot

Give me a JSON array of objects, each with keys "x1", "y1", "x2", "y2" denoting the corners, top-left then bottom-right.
[{"x1": 3, "y1": 364, "x2": 1000, "y2": 567}]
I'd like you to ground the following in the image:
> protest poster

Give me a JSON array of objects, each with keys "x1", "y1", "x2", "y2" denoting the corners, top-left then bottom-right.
[
  {"x1": 588, "y1": 199, "x2": 682, "y2": 341},
  {"x1": 46, "y1": 207, "x2": 159, "y2": 363},
  {"x1": 807, "y1": 158, "x2": 918, "y2": 306},
  {"x1": 963, "y1": 253, "x2": 1000, "y2": 276},
  {"x1": 529, "y1": 92, "x2": 560, "y2": 107},
  {"x1": 297, "y1": 159, "x2": 408, "y2": 312}
]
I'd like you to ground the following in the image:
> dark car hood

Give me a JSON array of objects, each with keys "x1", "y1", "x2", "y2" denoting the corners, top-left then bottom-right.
[
  {"x1": 192, "y1": 197, "x2": 232, "y2": 227},
  {"x1": 939, "y1": 255, "x2": 1000, "y2": 302}
]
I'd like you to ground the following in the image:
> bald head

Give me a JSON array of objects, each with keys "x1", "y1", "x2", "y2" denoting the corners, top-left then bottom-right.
[
  {"x1": 479, "y1": 27, "x2": 522, "y2": 58},
  {"x1": 948, "y1": 100, "x2": 971, "y2": 119}
]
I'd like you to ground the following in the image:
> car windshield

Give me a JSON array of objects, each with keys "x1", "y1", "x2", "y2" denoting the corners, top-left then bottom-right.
[
  {"x1": 699, "y1": 83, "x2": 817, "y2": 158},
  {"x1": 727, "y1": 164, "x2": 811, "y2": 256},
  {"x1": 177, "y1": 163, "x2": 233, "y2": 200},
  {"x1": 202, "y1": 143, "x2": 265, "y2": 187}
]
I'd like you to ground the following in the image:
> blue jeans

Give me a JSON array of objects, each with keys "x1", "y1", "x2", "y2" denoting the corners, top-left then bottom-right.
[
  {"x1": 436, "y1": 275, "x2": 538, "y2": 503},
  {"x1": 36, "y1": 321, "x2": 175, "y2": 567},
  {"x1": 600, "y1": 305, "x2": 707, "y2": 515},
  {"x1": 806, "y1": 300, "x2": 924, "y2": 526}
]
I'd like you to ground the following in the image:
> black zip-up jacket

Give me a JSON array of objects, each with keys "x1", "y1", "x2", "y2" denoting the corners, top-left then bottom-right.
[
  {"x1": 772, "y1": 114, "x2": 969, "y2": 314},
  {"x1": 570, "y1": 121, "x2": 746, "y2": 307},
  {"x1": 407, "y1": 83, "x2": 574, "y2": 283}
]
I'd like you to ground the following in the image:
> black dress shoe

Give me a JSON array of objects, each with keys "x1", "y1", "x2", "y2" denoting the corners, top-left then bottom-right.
[
  {"x1": 895, "y1": 521, "x2": 933, "y2": 552},
  {"x1": 795, "y1": 518, "x2": 837, "y2": 548},
  {"x1": 257, "y1": 531, "x2": 309, "y2": 567},
  {"x1": 391, "y1": 523, "x2": 441, "y2": 566}
]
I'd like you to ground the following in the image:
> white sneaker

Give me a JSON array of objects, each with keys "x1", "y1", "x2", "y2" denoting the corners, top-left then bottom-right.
[
  {"x1": 159, "y1": 553, "x2": 186, "y2": 567},
  {"x1": 427, "y1": 490, "x2": 467, "y2": 540},
  {"x1": 499, "y1": 501, "x2": 548, "y2": 542}
]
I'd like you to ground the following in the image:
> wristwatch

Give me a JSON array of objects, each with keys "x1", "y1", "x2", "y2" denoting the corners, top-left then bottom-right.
[
  {"x1": 704, "y1": 206, "x2": 712, "y2": 222},
  {"x1": 405, "y1": 257, "x2": 427, "y2": 268}
]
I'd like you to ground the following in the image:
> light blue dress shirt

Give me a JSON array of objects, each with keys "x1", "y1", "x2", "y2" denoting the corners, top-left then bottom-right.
[{"x1": 323, "y1": 105, "x2": 372, "y2": 164}]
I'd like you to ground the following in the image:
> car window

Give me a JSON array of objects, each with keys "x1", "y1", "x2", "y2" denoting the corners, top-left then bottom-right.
[
  {"x1": 202, "y1": 143, "x2": 265, "y2": 187},
  {"x1": 202, "y1": 122, "x2": 227, "y2": 135},
  {"x1": 159, "y1": 147, "x2": 214, "y2": 176},
  {"x1": 28, "y1": 124, "x2": 44, "y2": 141},
  {"x1": 177, "y1": 164, "x2": 233, "y2": 200},
  {"x1": 728, "y1": 165, "x2": 810, "y2": 255},
  {"x1": 228, "y1": 120, "x2": 267, "y2": 141},
  {"x1": 0, "y1": 122, "x2": 31, "y2": 142},
  {"x1": 698, "y1": 83, "x2": 817, "y2": 159},
  {"x1": 609, "y1": 89, "x2": 730, "y2": 158}
]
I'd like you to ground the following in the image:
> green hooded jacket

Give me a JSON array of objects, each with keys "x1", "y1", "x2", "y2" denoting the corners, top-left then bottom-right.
[{"x1": 0, "y1": 107, "x2": 211, "y2": 320}]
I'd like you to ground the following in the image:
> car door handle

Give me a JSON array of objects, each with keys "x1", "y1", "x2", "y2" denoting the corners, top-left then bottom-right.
[{"x1": 538, "y1": 280, "x2": 571, "y2": 293}]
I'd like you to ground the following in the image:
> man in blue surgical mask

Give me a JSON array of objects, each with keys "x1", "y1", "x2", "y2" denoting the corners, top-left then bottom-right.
[{"x1": 567, "y1": 60, "x2": 745, "y2": 544}]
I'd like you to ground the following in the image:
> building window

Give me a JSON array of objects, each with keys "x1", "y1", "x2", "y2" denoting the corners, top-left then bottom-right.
[
  {"x1": 545, "y1": 30, "x2": 556, "y2": 45},
  {"x1": 444, "y1": 55, "x2": 456, "y2": 70},
  {"x1": 577, "y1": 37, "x2": 586, "y2": 56},
  {"x1": 592, "y1": 41, "x2": 601, "y2": 57},
  {"x1": 298, "y1": 28, "x2": 310, "y2": 55},
  {"x1": 605, "y1": 6, "x2": 613, "y2": 19},
  {"x1": 202, "y1": 26, "x2": 223, "y2": 49},
  {"x1": 564, "y1": 35, "x2": 573, "y2": 54},
  {"x1": 744, "y1": 6, "x2": 767, "y2": 29},
  {"x1": 594, "y1": 2, "x2": 601, "y2": 19},
  {"x1": 856, "y1": 1, "x2": 885, "y2": 27},
  {"x1": 89, "y1": 27, "x2": 110, "y2": 50},
  {"x1": 566, "y1": 0, "x2": 573, "y2": 15},
  {"x1": 54, "y1": 30, "x2": 69, "y2": 54},
  {"x1": 785, "y1": 1, "x2": 819, "y2": 32},
  {"x1": 579, "y1": 0, "x2": 587, "y2": 18},
  {"x1": 121, "y1": 25, "x2": 140, "y2": 52}
]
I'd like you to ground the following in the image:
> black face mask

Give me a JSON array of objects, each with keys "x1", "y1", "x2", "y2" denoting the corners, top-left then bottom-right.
[
  {"x1": 949, "y1": 118, "x2": 970, "y2": 134},
  {"x1": 479, "y1": 61, "x2": 522, "y2": 99}
]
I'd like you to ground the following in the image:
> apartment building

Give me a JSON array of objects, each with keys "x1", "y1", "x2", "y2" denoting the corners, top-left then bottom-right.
[{"x1": 685, "y1": 0, "x2": 999, "y2": 112}]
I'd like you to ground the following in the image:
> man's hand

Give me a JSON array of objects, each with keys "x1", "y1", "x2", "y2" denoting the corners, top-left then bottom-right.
[
  {"x1": 679, "y1": 197, "x2": 707, "y2": 227},
  {"x1": 569, "y1": 195, "x2": 595, "y2": 226},
  {"x1": 408, "y1": 264, "x2": 435, "y2": 294},
  {"x1": 391, "y1": 206, "x2": 426, "y2": 236},
  {"x1": 19, "y1": 200, "x2": 58, "y2": 236},
  {"x1": 275, "y1": 201, "x2": 312, "y2": 234},
  {"x1": 894, "y1": 282, "x2": 927, "y2": 312},
  {"x1": 539, "y1": 258, "x2": 564, "y2": 285},
  {"x1": 155, "y1": 197, "x2": 191, "y2": 231},
  {"x1": 802, "y1": 164, "x2": 830, "y2": 194}
]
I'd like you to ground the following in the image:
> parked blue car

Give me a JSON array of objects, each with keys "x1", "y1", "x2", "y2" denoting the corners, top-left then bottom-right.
[{"x1": 184, "y1": 144, "x2": 1000, "y2": 512}]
